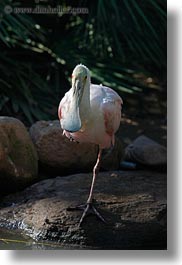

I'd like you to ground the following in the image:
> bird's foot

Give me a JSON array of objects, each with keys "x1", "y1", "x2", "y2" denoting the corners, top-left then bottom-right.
[
  {"x1": 67, "y1": 200, "x2": 107, "y2": 226},
  {"x1": 69, "y1": 136, "x2": 79, "y2": 143}
]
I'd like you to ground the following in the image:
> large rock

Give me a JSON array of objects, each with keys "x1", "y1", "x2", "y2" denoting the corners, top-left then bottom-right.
[
  {"x1": 0, "y1": 170, "x2": 167, "y2": 249},
  {"x1": 0, "y1": 117, "x2": 38, "y2": 194},
  {"x1": 124, "y1": 135, "x2": 167, "y2": 169},
  {"x1": 29, "y1": 120, "x2": 123, "y2": 175}
]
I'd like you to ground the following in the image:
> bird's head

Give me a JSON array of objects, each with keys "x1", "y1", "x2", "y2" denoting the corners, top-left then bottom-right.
[
  {"x1": 71, "y1": 64, "x2": 90, "y2": 99},
  {"x1": 62, "y1": 64, "x2": 90, "y2": 133}
]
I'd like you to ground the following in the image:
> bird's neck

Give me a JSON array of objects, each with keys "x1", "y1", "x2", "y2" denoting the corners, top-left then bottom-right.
[{"x1": 79, "y1": 77, "x2": 91, "y2": 121}]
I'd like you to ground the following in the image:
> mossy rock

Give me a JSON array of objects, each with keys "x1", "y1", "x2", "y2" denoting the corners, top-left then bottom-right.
[{"x1": 0, "y1": 117, "x2": 38, "y2": 194}]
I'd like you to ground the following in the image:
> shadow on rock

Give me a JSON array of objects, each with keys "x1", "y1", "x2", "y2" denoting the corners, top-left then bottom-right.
[{"x1": 0, "y1": 170, "x2": 167, "y2": 249}]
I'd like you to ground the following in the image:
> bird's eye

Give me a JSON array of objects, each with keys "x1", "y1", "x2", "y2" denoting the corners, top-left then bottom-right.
[{"x1": 84, "y1": 76, "x2": 87, "y2": 80}]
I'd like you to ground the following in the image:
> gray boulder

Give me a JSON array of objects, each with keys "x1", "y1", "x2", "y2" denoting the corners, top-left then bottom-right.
[
  {"x1": 124, "y1": 135, "x2": 167, "y2": 168},
  {"x1": 0, "y1": 170, "x2": 167, "y2": 249},
  {"x1": 0, "y1": 117, "x2": 38, "y2": 194},
  {"x1": 29, "y1": 120, "x2": 123, "y2": 174}
]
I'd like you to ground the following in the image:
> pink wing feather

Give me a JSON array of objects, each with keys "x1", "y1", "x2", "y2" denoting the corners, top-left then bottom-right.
[{"x1": 101, "y1": 86, "x2": 123, "y2": 146}]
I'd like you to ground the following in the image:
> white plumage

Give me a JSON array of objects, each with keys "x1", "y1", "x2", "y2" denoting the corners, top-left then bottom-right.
[
  {"x1": 58, "y1": 65, "x2": 123, "y2": 149},
  {"x1": 58, "y1": 64, "x2": 123, "y2": 225}
]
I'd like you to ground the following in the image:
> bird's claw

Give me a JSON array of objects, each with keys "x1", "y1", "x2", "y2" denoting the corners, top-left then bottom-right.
[
  {"x1": 69, "y1": 136, "x2": 79, "y2": 143},
  {"x1": 67, "y1": 201, "x2": 107, "y2": 226}
]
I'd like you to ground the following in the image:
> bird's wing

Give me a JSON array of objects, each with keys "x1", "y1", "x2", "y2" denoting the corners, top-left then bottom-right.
[
  {"x1": 58, "y1": 101, "x2": 62, "y2": 120},
  {"x1": 90, "y1": 84, "x2": 123, "y2": 144},
  {"x1": 58, "y1": 90, "x2": 71, "y2": 120}
]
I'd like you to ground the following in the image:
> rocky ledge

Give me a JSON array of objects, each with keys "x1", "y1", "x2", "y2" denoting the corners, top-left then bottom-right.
[{"x1": 0, "y1": 170, "x2": 167, "y2": 249}]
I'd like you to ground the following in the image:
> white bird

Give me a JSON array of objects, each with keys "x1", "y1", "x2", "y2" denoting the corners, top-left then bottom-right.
[{"x1": 58, "y1": 64, "x2": 123, "y2": 225}]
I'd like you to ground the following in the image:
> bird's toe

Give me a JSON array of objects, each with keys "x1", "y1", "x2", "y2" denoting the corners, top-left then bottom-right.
[{"x1": 67, "y1": 202, "x2": 107, "y2": 226}]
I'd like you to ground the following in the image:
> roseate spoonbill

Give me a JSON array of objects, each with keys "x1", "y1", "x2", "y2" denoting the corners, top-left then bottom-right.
[{"x1": 58, "y1": 64, "x2": 123, "y2": 225}]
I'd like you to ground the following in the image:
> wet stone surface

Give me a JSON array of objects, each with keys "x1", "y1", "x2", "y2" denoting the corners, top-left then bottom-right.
[{"x1": 0, "y1": 170, "x2": 167, "y2": 249}]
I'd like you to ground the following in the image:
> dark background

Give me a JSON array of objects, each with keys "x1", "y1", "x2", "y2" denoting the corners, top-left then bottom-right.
[{"x1": 0, "y1": 0, "x2": 166, "y2": 145}]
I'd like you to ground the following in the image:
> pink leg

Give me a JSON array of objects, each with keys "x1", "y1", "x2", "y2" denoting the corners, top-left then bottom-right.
[
  {"x1": 67, "y1": 148, "x2": 106, "y2": 226},
  {"x1": 78, "y1": 149, "x2": 107, "y2": 225},
  {"x1": 87, "y1": 148, "x2": 102, "y2": 203}
]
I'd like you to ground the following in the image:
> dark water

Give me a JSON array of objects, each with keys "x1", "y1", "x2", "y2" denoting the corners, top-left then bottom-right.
[{"x1": 0, "y1": 228, "x2": 64, "y2": 250}]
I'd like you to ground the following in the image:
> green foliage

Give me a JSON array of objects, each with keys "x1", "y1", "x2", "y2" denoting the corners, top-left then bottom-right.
[
  {"x1": 0, "y1": 53, "x2": 57, "y2": 123},
  {"x1": 72, "y1": 0, "x2": 166, "y2": 68},
  {"x1": 0, "y1": 0, "x2": 166, "y2": 124},
  {"x1": 0, "y1": 0, "x2": 58, "y2": 123},
  {"x1": 0, "y1": 1, "x2": 45, "y2": 47}
]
